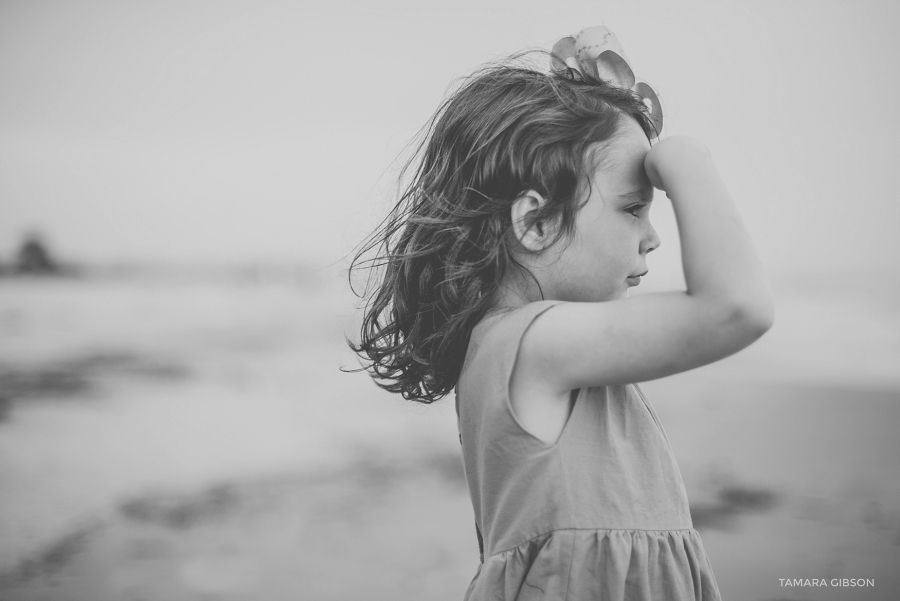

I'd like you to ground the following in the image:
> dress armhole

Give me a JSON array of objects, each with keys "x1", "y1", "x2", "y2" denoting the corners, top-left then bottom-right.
[{"x1": 498, "y1": 300, "x2": 567, "y2": 445}]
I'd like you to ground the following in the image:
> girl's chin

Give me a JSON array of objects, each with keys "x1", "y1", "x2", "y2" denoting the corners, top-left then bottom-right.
[
  {"x1": 582, "y1": 286, "x2": 628, "y2": 302},
  {"x1": 602, "y1": 289, "x2": 629, "y2": 302}
]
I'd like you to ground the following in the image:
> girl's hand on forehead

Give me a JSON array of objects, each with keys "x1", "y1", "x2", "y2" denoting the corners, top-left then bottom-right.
[{"x1": 644, "y1": 136, "x2": 712, "y2": 193}]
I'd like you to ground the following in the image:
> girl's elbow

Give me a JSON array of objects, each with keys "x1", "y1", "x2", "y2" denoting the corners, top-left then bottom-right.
[{"x1": 731, "y1": 296, "x2": 775, "y2": 340}]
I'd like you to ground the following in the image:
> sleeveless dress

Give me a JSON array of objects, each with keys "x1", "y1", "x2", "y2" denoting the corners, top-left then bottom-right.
[{"x1": 454, "y1": 300, "x2": 723, "y2": 600}]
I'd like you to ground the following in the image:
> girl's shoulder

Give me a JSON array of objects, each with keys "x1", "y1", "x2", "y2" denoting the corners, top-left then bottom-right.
[
  {"x1": 462, "y1": 300, "x2": 567, "y2": 389},
  {"x1": 472, "y1": 300, "x2": 566, "y2": 347},
  {"x1": 458, "y1": 300, "x2": 570, "y2": 440}
]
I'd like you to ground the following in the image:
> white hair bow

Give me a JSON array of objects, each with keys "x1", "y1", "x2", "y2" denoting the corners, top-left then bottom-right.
[{"x1": 550, "y1": 26, "x2": 664, "y2": 139}]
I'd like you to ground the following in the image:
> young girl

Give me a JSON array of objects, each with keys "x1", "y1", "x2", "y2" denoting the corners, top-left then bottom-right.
[{"x1": 348, "y1": 26, "x2": 773, "y2": 601}]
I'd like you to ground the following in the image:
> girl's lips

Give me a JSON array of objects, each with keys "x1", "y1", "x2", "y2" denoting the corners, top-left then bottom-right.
[{"x1": 626, "y1": 270, "x2": 647, "y2": 286}]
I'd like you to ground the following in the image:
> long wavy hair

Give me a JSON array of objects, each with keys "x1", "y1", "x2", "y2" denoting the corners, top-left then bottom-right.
[{"x1": 345, "y1": 50, "x2": 656, "y2": 404}]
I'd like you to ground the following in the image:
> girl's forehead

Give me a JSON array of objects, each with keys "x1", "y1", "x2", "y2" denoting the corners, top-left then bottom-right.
[{"x1": 590, "y1": 129, "x2": 651, "y2": 194}]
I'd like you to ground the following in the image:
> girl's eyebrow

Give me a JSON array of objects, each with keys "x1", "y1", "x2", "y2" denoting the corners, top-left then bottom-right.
[{"x1": 618, "y1": 190, "x2": 653, "y2": 203}]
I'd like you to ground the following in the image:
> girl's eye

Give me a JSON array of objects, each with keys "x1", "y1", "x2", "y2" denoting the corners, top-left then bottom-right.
[{"x1": 626, "y1": 206, "x2": 643, "y2": 217}]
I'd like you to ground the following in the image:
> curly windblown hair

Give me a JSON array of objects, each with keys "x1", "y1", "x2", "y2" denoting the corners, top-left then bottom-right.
[{"x1": 345, "y1": 50, "x2": 657, "y2": 404}]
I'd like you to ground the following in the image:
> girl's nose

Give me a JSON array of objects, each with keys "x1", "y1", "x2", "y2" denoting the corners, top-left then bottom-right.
[{"x1": 642, "y1": 223, "x2": 661, "y2": 254}]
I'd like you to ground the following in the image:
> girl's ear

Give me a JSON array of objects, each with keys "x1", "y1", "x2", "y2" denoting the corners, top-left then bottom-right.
[{"x1": 510, "y1": 191, "x2": 558, "y2": 252}]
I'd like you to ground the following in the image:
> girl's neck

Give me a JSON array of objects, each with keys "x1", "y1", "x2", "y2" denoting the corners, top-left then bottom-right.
[{"x1": 488, "y1": 270, "x2": 549, "y2": 312}]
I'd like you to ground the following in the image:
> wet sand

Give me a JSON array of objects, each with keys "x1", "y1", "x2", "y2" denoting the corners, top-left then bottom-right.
[
  {"x1": 0, "y1": 452, "x2": 477, "y2": 600},
  {"x1": 643, "y1": 375, "x2": 900, "y2": 601},
  {"x1": 2, "y1": 377, "x2": 897, "y2": 600}
]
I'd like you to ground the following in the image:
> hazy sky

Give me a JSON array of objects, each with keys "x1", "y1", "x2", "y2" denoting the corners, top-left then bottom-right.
[{"x1": 2, "y1": 0, "x2": 898, "y2": 278}]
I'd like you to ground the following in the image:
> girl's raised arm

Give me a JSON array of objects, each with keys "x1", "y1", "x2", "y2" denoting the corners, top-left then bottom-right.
[{"x1": 519, "y1": 135, "x2": 775, "y2": 393}]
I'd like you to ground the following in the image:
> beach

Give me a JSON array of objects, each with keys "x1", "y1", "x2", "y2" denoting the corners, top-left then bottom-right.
[{"x1": 1, "y1": 267, "x2": 898, "y2": 600}]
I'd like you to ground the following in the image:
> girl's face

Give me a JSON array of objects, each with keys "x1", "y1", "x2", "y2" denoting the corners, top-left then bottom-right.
[{"x1": 550, "y1": 116, "x2": 660, "y2": 302}]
